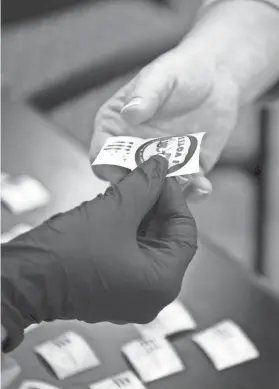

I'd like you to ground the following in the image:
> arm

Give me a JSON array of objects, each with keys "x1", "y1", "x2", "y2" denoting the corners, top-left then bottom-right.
[
  {"x1": 180, "y1": 0, "x2": 279, "y2": 104},
  {"x1": 1, "y1": 238, "x2": 66, "y2": 352},
  {"x1": 1, "y1": 157, "x2": 196, "y2": 354}
]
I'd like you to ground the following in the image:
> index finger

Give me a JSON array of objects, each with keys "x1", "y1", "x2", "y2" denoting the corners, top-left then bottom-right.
[{"x1": 155, "y1": 178, "x2": 198, "y2": 253}]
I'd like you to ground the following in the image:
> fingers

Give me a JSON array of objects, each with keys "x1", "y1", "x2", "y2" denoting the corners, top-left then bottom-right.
[
  {"x1": 93, "y1": 165, "x2": 130, "y2": 184},
  {"x1": 121, "y1": 56, "x2": 176, "y2": 126},
  {"x1": 136, "y1": 178, "x2": 197, "y2": 313},
  {"x1": 155, "y1": 178, "x2": 197, "y2": 254},
  {"x1": 181, "y1": 174, "x2": 213, "y2": 202},
  {"x1": 186, "y1": 175, "x2": 213, "y2": 202},
  {"x1": 109, "y1": 156, "x2": 169, "y2": 228}
]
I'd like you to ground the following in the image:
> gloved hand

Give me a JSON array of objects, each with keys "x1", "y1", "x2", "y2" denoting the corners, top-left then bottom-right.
[
  {"x1": 1, "y1": 156, "x2": 197, "y2": 352},
  {"x1": 90, "y1": 29, "x2": 239, "y2": 200}
]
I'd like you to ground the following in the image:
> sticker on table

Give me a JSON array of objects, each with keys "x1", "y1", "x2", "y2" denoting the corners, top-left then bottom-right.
[
  {"x1": 1, "y1": 175, "x2": 50, "y2": 214},
  {"x1": 92, "y1": 133, "x2": 205, "y2": 178},
  {"x1": 24, "y1": 322, "x2": 43, "y2": 334},
  {"x1": 89, "y1": 371, "x2": 146, "y2": 389},
  {"x1": 19, "y1": 381, "x2": 60, "y2": 389},
  {"x1": 35, "y1": 331, "x2": 100, "y2": 379},
  {"x1": 122, "y1": 337, "x2": 184, "y2": 383},
  {"x1": 1, "y1": 172, "x2": 10, "y2": 185},
  {"x1": 135, "y1": 300, "x2": 196, "y2": 339},
  {"x1": 192, "y1": 320, "x2": 259, "y2": 370},
  {"x1": 1, "y1": 223, "x2": 33, "y2": 244}
]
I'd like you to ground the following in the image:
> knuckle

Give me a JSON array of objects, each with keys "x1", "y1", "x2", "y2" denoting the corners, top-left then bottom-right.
[{"x1": 134, "y1": 313, "x2": 157, "y2": 325}]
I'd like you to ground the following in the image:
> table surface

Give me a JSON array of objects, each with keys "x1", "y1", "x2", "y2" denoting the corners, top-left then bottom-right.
[{"x1": 2, "y1": 92, "x2": 279, "y2": 389}]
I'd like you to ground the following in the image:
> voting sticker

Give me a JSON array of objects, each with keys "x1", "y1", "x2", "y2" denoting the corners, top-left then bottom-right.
[
  {"x1": 19, "y1": 381, "x2": 60, "y2": 389},
  {"x1": 92, "y1": 137, "x2": 143, "y2": 168},
  {"x1": 192, "y1": 320, "x2": 259, "y2": 370},
  {"x1": 135, "y1": 300, "x2": 196, "y2": 339},
  {"x1": 92, "y1": 133, "x2": 205, "y2": 178},
  {"x1": 89, "y1": 371, "x2": 146, "y2": 389},
  {"x1": 1, "y1": 223, "x2": 33, "y2": 244},
  {"x1": 135, "y1": 134, "x2": 204, "y2": 176},
  {"x1": 35, "y1": 331, "x2": 100, "y2": 379},
  {"x1": 1, "y1": 175, "x2": 50, "y2": 214},
  {"x1": 122, "y1": 338, "x2": 184, "y2": 382}
]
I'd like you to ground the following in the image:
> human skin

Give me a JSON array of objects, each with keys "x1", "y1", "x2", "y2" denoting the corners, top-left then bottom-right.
[{"x1": 90, "y1": 0, "x2": 279, "y2": 199}]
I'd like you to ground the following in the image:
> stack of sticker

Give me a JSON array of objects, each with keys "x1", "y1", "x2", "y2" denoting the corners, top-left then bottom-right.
[
  {"x1": 18, "y1": 300, "x2": 260, "y2": 389},
  {"x1": 120, "y1": 301, "x2": 259, "y2": 385}
]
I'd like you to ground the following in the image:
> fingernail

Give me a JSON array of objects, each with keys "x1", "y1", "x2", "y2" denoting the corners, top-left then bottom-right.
[
  {"x1": 196, "y1": 188, "x2": 209, "y2": 196},
  {"x1": 176, "y1": 176, "x2": 189, "y2": 185},
  {"x1": 121, "y1": 97, "x2": 143, "y2": 113}
]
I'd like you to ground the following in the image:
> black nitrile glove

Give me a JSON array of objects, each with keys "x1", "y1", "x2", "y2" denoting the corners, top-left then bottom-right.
[{"x1": 1, "y1": 156, "x2": 197, "y2": 352}]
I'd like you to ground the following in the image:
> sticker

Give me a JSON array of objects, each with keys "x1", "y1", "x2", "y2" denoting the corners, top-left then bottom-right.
[
  {"x1": 192, "y1": 320, "x2": 259, "y2": 370},
  {"x1": 135, "y1": 300, "x2": 196, "y2": 339},
  {"x1": 122, "y1": 338, "x2": 184, "y2": 382},
  {"x1": 35, "y1": 332, "x2": 100, "y2": 379},
  {"x1": 89, "y1": 371, "x2": 146, "y2": 389},
  {"x1": 1, "y1": 175, "x2": 50, "y2": 214},
  {"x1": 92, "y1": 133, "x2": 205, "y2": 178}
]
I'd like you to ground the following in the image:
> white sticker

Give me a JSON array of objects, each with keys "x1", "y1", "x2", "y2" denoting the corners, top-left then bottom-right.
[
  {"x1": 35, "y1": 332, "x2": 100, "y2": 379},
  {"x1": 122, "y1": 338, "x2": 184, "y2": 382},
  {"x1": 1, "y1": 172, "x2": 10, "y2": 185},
  {"x1": 135, "y1": 300, "x2": 196, "y2": 339},
  {"x1": 192, "y1": 320, "x2": 259, "y2": 370},
  {"x1": 1, "y1": 175, "x2": 50, "y2": 214},
  {"x1": 92, "y1": 133, "x2": 205, "y2": 178},
  {"x1": 1, "y1": 224, "x2": 33, "y2": 244},
  {"x1": 19, "y1": 381, "x2": 60, "y2": 389},
  {"x1": 89, "y1": 371, "x2": 146, "y2": 389},
  {"x1": 24, "y1": 323, "x2": 43, "y2": 334}
]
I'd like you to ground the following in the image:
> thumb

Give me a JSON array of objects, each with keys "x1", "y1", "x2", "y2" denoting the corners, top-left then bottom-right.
[
  {"x1": 121, "y1": 58, "x2": 176, "y2": 125},
  {"x1": 112, "y1": 155, "x2": 168, "y2": 229},
  {"x1": 156, "y1": 178, "x2": 197, "y2": 254}
]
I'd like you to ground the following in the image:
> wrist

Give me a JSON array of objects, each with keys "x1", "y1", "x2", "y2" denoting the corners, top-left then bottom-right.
[
  {"x1": 1, "y1": 226, "x2": 67, "y2": 328},
  {"x1": 181, "y1": 0, "x2": 279, "y2": 104}
]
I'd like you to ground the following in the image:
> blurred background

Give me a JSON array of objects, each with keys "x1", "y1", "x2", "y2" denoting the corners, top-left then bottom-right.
[{"x1": 2, "y1": 0, "x2": 279, "y2": 292}]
